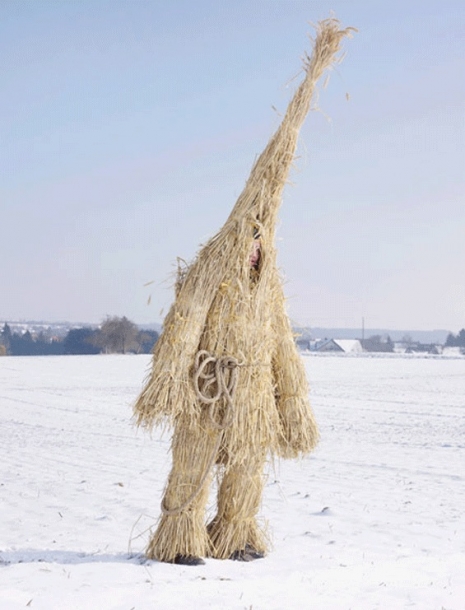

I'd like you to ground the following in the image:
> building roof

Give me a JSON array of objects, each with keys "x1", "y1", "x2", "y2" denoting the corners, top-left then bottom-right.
[{"x1": 333, "y1": 339, "x2": 363, "y2": 353}]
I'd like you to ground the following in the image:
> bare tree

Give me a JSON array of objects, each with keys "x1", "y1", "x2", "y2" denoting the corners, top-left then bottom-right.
[{"x1": 94, "y1": 316, "x2": 140, "y2": 354}]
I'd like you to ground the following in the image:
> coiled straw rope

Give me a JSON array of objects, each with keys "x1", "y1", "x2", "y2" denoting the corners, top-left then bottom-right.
[{"x1": 193, "y1": 350, "x2": 239, "y2": 429}]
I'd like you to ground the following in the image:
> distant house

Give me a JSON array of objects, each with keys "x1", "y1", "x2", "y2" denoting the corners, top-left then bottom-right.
[
  {"x1": 442, "y1": 346, "x2": 465, "y2": 357},
  {"x1": 333, "y1": 339, "x2": 363, "y2": 354},
  {"x1": 405, "y1": 343, "x2": 443, "y2": 355},
  {"x1": 315, "y1": 339, "x2": 344, "y2": 352},
  {"x1": 311, "y1": 338, "x2": 364, "y2": 353}
]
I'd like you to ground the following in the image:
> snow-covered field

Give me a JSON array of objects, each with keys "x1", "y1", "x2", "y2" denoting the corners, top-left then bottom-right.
[{"x1": 1, "y1": 353, "x2": 464, "y2": 610}]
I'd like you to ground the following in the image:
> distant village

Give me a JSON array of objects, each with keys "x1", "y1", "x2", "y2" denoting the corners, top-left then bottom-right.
[
  {"x1": 1, "y1": 319, "x2": 464, "y2": 357},
  {"x1": 295, "y1": 329, "x2": 465, "y2": 356}
]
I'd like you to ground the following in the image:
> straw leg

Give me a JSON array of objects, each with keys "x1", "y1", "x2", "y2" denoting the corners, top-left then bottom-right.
[
  {"x1": 208, "y1": 450, "x2": 268, "y2": 559},
  {"x1": 146, "y1": 422, "x2": 218, "y2": 562}
]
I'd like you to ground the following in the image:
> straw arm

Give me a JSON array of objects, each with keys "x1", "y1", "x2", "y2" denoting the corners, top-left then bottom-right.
[
  {"x1": 133, "y1": 248, "x2": 240, "y2": 428},
  {"x1": 271, "y1": 286, "x2": 319, "y2": 458}
]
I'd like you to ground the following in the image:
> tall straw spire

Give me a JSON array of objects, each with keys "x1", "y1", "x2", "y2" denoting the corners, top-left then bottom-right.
[{"x1": 222, "y1": 18, "x2": 356, "y2": 236}]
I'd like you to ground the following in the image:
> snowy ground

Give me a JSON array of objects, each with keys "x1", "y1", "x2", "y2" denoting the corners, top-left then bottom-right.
[{"x1": 1, "y1": 353, "x2": 464, "y2": 610}]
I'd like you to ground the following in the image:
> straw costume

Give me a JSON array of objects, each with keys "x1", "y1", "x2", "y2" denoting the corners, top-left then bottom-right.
[{"x1": 135, "y1": 18, "x2": 354, "y2": 564}]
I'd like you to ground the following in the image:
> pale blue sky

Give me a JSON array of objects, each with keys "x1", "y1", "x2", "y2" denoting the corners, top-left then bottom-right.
[{"x1": 1, "y1": 0, "x2": 464, "y2": 330}]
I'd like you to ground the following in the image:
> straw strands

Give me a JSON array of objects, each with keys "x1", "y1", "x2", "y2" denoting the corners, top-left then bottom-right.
[{"x1": 134, "y1": 18, "x2": 355, "y2": 561}]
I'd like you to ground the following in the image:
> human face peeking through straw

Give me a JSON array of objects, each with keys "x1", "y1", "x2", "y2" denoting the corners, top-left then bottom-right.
[{"x1": 249, "y1": 239, "x2": 261, "y2": 269}]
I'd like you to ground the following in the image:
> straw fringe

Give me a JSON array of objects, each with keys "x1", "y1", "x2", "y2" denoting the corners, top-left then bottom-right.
[
  {"x1": 207, "y1": 453, "x2": 269, "y2": 558},
  {"x1": 208, "y1": 517, "x2": 269, "y2": 560},
  {"x1": 146, "y1": 512, "x2": 212, "y2": 562}
]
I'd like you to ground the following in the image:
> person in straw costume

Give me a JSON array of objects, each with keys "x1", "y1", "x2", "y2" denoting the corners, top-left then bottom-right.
[{"x1": 135, "y1": 17, "x2": 355, "y2": 565}]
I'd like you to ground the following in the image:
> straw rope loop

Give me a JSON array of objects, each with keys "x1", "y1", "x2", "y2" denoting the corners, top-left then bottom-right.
[
  {"x1": 193, "y1": 350, "x2": 239, "y2": 430},
  {"x1": 160, "y1": 351, "x2": 240, "y2": 516}
]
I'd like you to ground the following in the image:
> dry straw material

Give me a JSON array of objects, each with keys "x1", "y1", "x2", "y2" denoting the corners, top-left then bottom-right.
[{"x1": 135, "y1": 18, "x2": 355, "y2": 562}]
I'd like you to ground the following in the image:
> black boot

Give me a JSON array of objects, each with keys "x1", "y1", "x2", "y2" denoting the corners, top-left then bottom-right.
[
  {"x1": 172, "y1": 554, "x2": 205, "y2": 566},
  {"x1": 230, "y1": 545, "x2": 264, "y2": 562}
]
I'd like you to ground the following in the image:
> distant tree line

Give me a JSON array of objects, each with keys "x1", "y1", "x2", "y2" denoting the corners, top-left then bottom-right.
[
  {"x1": 2, "y1": 321, "x2": 465, "y2": 357},
  {"x1": 0, "y1": 317, "x2": 158, "y2": 356},
  {"x1": 445, "y1": 329, "x2": 465, "y2": 348}
]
